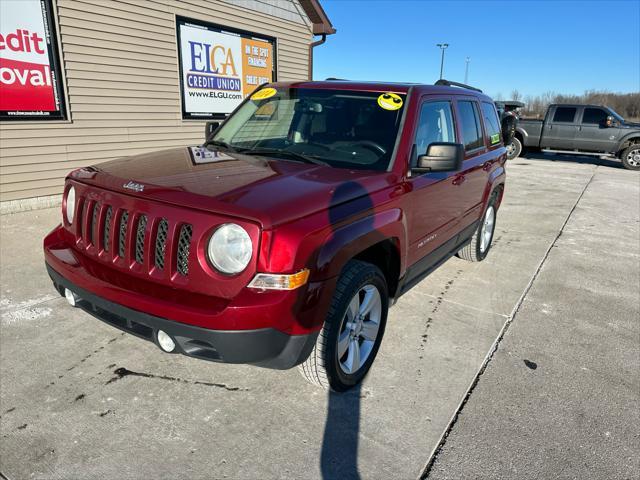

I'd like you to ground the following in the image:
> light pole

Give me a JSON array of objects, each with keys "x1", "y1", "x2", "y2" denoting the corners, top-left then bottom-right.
[
  {"x1": 464, "y1": 57, "x2": 470, "y2": 84},
  {"x1": 436, "y1": 43, "x2": 449, "y2": 79}
]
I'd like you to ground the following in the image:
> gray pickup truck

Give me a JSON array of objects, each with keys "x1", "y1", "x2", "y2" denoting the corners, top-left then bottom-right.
[{"x1": 513, "y1": 104, "x2": 640, "y2": 170}]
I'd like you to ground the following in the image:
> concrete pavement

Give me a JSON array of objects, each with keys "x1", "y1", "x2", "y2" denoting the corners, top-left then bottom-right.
[
  {"x1": 1, "y1": 155, "x2": 637, "y2": 479},
  {"x1": 427, "y1": 161, "x2": 640, "y2": 479}
]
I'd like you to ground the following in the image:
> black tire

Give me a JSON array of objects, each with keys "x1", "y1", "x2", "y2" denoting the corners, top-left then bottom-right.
[
  {"x1": 299, "y1": 260, "x2": 389, "y2": 391},
  {"x1": 458, "y1": 193, "x2": 498, "y2": 262},
  {"x1": 506, "y1": 137, "x2": 522, "y2": 160},
  {"x1": 621, "y1": 145, "x2": 640, "y2": 171}
]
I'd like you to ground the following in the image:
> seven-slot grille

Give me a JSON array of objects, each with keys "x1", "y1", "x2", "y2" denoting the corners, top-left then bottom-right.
[{"x1": 80, "y1": 201, "x2": 193, "y2": 277}]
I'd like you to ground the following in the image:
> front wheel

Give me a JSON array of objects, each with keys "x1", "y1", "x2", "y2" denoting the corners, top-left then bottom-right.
[
  {"x1": 299, "y1": 260, "x2": 388, "y2": 391},
  {"x1": 621, "y1": 145, "x2": 640, "y2": 171},
  {"x1": 506, "y1": 137, "x2": 522, "y2": 160}
]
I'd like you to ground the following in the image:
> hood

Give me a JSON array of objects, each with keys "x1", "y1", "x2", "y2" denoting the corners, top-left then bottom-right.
[
  {"x1": 622, "y1": 120, "x2": 640, "y2": 128},
  {"x1": 70, "y1": 147, "x2": 397, "y2": 228}
]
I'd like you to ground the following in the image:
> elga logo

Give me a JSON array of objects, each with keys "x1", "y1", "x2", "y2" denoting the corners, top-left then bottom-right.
[
  {"x1": 187, "y1": 41, "x2": 241, "y2": 92},
  {"x1": 122, "y1": 181, "x2": 144, "y2": 192}
]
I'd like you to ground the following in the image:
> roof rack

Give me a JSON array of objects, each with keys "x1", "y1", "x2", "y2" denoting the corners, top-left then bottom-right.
[
  {"x1": 325, "y1": 77, "x2": 348, "y2": 81},
  {"x1": 435, "y1": 79, "x2": 482, "y2": 93}
]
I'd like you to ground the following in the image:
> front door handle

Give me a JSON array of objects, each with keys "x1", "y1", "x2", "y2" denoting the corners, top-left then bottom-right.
[
  {"x1": 452, "y1": 174, "x2": 465, "y2": 186},
  {"x1": 483, "y1": 161, "x2": 492, "y2": 171}
]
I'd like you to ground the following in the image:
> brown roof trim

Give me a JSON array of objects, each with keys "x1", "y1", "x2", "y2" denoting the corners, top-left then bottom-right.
[{"x1": 299, "y1": 0, "x2": 336, "y2": 35}]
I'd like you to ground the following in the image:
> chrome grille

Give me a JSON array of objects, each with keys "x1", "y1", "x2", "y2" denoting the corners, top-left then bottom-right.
[
  {"x1": 103, "y1": 206, "x2": 113, "y2": 252},
  {"x1": 118, "y1": 211, "x2": 129, "y2": 258},
  {"x1": 135, "y1": 215, "x2": 147, "y2": 264},
  {"x1": 176, "y1": 224, "x2": 192, "y2": 276},
  {"x1": 154, "y1": 219, "x2": 168, "y2": 270}
]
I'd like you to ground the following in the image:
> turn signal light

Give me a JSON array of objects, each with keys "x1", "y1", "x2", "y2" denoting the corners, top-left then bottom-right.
[{"x1": 248, "y1": 269, "x2": 310, "y2": 291}]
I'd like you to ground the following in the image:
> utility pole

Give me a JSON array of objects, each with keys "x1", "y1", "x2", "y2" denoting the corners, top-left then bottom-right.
[
  {"x1": 464, "y1": 57, "x2": 470, "y2": 84},
  {"x1": 436, "y1": 43, "x2": 449, "y2": 79}
]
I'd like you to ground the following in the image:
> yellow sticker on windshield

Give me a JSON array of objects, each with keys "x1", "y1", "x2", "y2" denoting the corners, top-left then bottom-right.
[
  {"x1": 251, "y1": 87, "x2": 277, "y2": 101},
  {"x1": 377, "y1": 93, "x2": 403, "y2": 111},
  {"x1": 491, "y1": 133, "x2": 501, "y2": 144}
]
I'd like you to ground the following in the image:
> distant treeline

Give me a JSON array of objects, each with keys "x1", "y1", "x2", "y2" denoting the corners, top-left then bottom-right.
[{"x1": 495, "y1": 90, "x2": 640, "y2": 120}]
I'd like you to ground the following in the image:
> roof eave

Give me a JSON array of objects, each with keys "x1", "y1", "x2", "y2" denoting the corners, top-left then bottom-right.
[{"x1": 299, "y1": 0, "x2": 336, "y2": 36}]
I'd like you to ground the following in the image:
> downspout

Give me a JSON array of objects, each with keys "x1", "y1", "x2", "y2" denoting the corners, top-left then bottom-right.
[{"x1": 308, "y1": 34, "x2": 327, "y2": 80}]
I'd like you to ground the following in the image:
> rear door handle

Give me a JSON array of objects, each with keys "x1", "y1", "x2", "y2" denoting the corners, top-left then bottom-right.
[{"x1": 452, "y1": 174, "x2": 465, "y2": 186}]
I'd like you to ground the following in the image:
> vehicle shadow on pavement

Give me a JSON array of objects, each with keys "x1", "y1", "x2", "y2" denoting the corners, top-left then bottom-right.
[
  {"x1": 291, "y1": 179, "x2": 387, "y2": 479},
  {"x1": 519, "y1": 151, "x2": 623, "y2": 169},
  {"x1": 321, "y1": 384, "x2": 363, "y2": 479}
]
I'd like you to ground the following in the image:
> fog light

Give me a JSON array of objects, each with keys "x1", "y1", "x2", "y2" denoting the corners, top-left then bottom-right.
[
  {"x1": 157, "y1": 330, "x2": 176, "y2": 352},
  {"x1": 64, "y1": 288, "x2": 78, "y2": 307}
]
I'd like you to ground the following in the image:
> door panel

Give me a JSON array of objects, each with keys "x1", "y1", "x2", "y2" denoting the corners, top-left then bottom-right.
[
  {"x1": 542, "y1": 106, "x2": 579, "y2": 149},
  {"x1": 454, "y1": 99, "x2": 488, "y2": 230},
  {"x1": 575, "y1": 107, "x2": 621, "y2": 152},
  {"x1": 405, "y1": 97, "x2": 460, "y2": 268}
]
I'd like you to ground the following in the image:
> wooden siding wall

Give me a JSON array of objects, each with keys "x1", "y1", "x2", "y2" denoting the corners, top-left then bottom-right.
[{"x1": 0, "y1": 0, "x2": 312, "y2": 202}]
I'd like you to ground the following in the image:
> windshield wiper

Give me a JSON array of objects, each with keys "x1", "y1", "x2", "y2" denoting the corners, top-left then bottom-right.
[
  {"x1": 239, "y1": 148, "x2": 329, "y2": 166},
  {"x1": 203, "y1": 139, "x2": 238, "y2": 153}
]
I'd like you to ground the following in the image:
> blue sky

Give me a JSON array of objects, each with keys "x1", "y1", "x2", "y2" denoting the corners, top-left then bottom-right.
[{"x1": 313, "y1": 1, "x2": 640, "y2": 98}]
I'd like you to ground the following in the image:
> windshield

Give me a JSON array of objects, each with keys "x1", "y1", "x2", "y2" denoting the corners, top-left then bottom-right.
[{"x1": 211, "y1": 87, "x2": 407, "y2": 171}]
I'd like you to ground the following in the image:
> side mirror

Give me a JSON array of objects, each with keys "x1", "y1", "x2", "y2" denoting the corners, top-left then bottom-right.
[
  {"x1": 205, "y1": 121, "x2": 220, "y2": 141},
  {"x1": 605, "y1": 116, "x2": 614, "y2": 128},
  {"x1": 414, "y1": 142, "x2": 464, "y2": 173}
]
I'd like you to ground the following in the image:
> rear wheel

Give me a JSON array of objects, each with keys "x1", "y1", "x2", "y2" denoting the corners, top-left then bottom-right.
[
  {"x1": 458, "y1": 194, "x2": 498, "y2": 262},
  {"x1": 621, "y1": 145, "x2": 640, "y2": 171},
  {"x1": 506, "y1": 137, "x2": 522, "y2": 160},
  {"x1": 299, "y1": 260, "x2": 388, "y2": 391}
]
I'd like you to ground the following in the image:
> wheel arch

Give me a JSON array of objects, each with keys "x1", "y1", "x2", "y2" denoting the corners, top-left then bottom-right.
[
  {"x1": 617, "y1": 135, "x2": 640, "y2": 157},
  {"x1": 314, "y1": 208, "x2": 406, "y2": 294}
]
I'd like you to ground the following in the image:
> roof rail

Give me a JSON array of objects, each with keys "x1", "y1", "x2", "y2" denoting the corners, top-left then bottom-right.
[
  {"x1": 325, "y1": 77, "x2": 348, "y2": 81},
  {"x1": 435, "y1": 79, "x2": 482, "y2": 93}
]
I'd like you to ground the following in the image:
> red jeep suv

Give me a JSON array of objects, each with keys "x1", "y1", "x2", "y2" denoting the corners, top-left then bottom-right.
[{"x1": 44, "y1": 80, "x2": 506, "y2": 391}]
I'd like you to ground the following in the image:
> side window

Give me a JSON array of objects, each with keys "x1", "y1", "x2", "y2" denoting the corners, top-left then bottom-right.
[
  {"x1": 582, "y1": 108, "x2": 608, "y2": 125},
  {"x1": 552, "y1": 107, "x2": 577, "y2": 123},
  {"x1": 481, "y1": 102, "x2": 501, "y2": 145},
  {"x1": 458, "y1": 101, "x2": 484, "y2": 151},
  {"x1": 414, "y1": 101, "x2": 456, "y2": 158}
]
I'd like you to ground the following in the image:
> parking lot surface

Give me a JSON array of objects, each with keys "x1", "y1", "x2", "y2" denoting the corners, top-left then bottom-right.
[{"x1": 1, "y1": 155, "x2": 638, "y2": 479}]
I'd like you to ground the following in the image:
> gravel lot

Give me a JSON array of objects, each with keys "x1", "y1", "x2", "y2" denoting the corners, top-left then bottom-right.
[{"x1": 1, "y1": 154, "x2": 638, "y2": 479}]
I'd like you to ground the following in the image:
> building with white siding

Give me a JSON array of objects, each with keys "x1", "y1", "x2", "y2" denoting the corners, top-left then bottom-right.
[{"x1": 0, "y1": 0, "x2": 334, "y2": 212}]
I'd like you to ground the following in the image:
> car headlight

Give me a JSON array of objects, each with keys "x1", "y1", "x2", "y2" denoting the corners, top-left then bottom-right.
[
  {"x1": 207, "y1": 223, "x2": 252, "y2": 274},
  {"x1": 65, "y1": 186, "x2": 76, "y2": 224}
]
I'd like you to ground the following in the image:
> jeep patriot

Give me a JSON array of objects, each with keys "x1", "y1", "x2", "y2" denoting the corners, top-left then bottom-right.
[{"x1": 44, "y1": 79, "x2": 506, "y2": 391}]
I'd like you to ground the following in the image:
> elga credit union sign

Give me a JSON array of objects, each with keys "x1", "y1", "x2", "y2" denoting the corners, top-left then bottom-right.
[
  {"x1": 0, "y1": 0, "x2": 66, "y2": 120},
  {"x1": 176, "y1": 17, "x2": 276, "y2": 120}
]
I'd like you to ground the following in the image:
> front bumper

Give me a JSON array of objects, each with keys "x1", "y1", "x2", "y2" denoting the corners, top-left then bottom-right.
[{"x1": 47, "y1": 264, "x2": 318, "y2": 369}]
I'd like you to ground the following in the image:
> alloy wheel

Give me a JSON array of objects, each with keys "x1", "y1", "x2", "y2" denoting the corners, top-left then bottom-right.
[
  {"x1": 337, "y1": 284, "x2": 382, "y2": 375},
  {"x1": 480, "y1": 206, "x2": 495, "y2": 253},
  {"x1": 627, "y1": 148, "x2": 640, "y2": 167}
]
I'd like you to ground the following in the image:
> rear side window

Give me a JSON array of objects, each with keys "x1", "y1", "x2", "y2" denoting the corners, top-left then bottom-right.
[
  {"x1": 481, "y1": 102, "x2": 501, "y2": 145},
  {"x1": 414, "y1": 101, "x2": 456, "y2": 157},
  {"x1": 458, "y1": 101, "x2": 484, "y2": 151},
  {"x1": 582, "y1": 108, "x2": 608, "y2": 125},
  {"x1": 552, "y1": 107, "x2": 577, "y2": 123}
]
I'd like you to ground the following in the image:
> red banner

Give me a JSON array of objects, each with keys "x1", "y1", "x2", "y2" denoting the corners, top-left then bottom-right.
[{"x1": 0, "y1": 0, "x2": 66, "y2": 120}]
